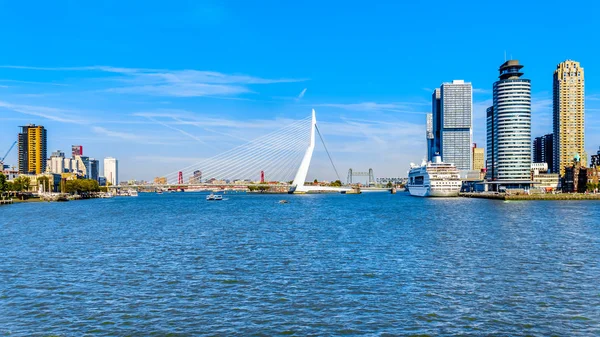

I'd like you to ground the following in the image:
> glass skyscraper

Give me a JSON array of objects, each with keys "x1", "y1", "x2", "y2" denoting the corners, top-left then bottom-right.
[
  {"x1": 439, "y1": 80, "x2": 473, "y2": 171},
  {"x1": 491, "y1": 60, "x2": 531, "y2": 181},
  {"x1": 486, "y1": 106, "x2": 495, "y2": 179}
]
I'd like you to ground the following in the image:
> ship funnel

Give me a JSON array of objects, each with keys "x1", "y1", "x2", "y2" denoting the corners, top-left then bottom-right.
[{"x1": 433, "y1": 155, "x2": 442, "y2": 164}]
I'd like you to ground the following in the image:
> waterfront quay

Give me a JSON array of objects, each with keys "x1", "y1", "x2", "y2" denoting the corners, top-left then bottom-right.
[{"x1": 460, "y1": 192, "x2": 600, "y2": 200}]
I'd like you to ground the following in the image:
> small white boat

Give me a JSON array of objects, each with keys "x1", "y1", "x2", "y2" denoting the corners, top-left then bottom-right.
[
  {"x1": 128, "y1": 190, "x2": 139, "y2": 197},
  {"x1": 206, "y1": 194, "x2": 223, "y2": 201}
]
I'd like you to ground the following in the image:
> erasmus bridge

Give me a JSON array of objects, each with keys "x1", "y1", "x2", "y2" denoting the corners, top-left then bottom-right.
[{"x1": 134, "y1": 110, "x2": 351, "y2": 194}]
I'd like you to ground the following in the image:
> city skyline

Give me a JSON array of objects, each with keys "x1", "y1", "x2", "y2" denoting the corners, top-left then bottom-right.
[{"x1": 1, "y1": 1, "x2": 600, "y2": 181}]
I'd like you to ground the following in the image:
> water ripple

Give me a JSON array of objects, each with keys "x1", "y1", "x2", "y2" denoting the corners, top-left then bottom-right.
[{"x1": 1, "y1": 193, "x2": 599, "y2": 335}]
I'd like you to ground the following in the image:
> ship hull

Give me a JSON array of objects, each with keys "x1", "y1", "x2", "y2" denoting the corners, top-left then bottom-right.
[
  {"x1": 428, "y1": 188, "x2": 460, "y2": 197},
  {"x1": 407, "y1": 185, "x2": 460, "y2": 197},
  {"x1": 407, "y1": 184, "x2": 430, "y2": 197}
]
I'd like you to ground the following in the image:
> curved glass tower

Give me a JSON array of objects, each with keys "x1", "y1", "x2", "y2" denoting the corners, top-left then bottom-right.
[{"x1": 492, "y1": 60, "x2": 531, "y2": 180}]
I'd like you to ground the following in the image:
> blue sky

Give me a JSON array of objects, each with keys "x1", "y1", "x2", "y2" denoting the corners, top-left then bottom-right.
[{"x1": 1, "y1": 0, "x2": 600, "y2": 181}]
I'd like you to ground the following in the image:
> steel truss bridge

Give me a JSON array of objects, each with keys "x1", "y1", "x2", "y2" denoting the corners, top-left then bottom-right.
[{"x1": 347, "y1": 168, "x2": 375, "y2": 185}]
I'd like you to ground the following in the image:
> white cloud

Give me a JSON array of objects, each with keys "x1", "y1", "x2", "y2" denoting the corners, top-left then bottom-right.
[
  {"x1": 91, "y1": 126, "x2": 140, "y2": 141},
  {"x1": 473, "y1": 88, "x2": 491, "y2": 94},
  {"x1": 107, "y1": 83, "x2": 251, "y2": 97},
  {"x1": 297, "y1": 88, "x2": 307, "y2": 99},
  {"x1": 0, "y1": 100, "x2": 86, "y2": 124},
  {"x1": 1, "y1": 65, "x2": 307, "y2": 98},
  {"x1": 133, "y1": 110, "x2": 304, "y2": 130},
  {"x1": 315, "y1": 102, "x2": 428, "y2": 114},
  {"x1": 587, "y1": 94, "x2": 600, "y2": 101}
]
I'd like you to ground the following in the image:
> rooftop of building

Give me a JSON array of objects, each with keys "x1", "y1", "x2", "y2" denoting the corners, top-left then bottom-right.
[{"x1": 498, "y1": 60, "x2": 524, "y2": 80}]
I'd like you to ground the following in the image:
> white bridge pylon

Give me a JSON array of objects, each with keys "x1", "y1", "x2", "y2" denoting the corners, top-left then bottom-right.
[{"x1": 290, "y1": 109, "x2": 350, "y2": 194}]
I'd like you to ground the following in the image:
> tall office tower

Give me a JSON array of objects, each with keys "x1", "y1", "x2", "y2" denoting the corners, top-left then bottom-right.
[
  {"x1": 47, "y1": 150, "x2": 66, "y2": 174},
  {"x1": 89, "y1": 159, "x2": 99, "y2": 181},
  {"x1": 553, "y1": 60, "x2": 585, "y2": 175},
  {"x1": 492, "y1": 60, "x2": 531, "y2": 180},
  {"x1": 103, "y1": 157, "x2": 118, "y2": 186},
  {"x1": 486, "y1": 106, "x2": 495, "y2": 179},
  {"x1": 472, "y1": 144, "x2": 485, "y2": 171},
  {"x1": 533, "y1": 134, "x2": 554, "y2": 172},
  {"x1": 431, "y1": 88, "x2": 442, "y2": 157},
  {"x1": 72, "y1": 145, "x2": 83, "y2": 157},
  {"x1": 18, "y1": 124, "x2": 47, "y2": 174},
  {"x1": 440, "y1": 80, "x2": 473, "y2": 170},
  {"x1": 426, "y1": 113, "x2": 434, "y2": 161}
]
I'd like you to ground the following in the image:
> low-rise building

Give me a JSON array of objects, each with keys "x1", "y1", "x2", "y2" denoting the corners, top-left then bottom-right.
[
  {"x1": 16, "y1": 173, "x2": 62, "y2": 193},
  {"x1": 2, "y1": 169, "x2": 19, "y2": 180},
  {"x1": 532, "y1": 173, "x2": 559, "y2": 191},
  {"x1": 562, "y1": 155, "x2": 587, "y2": 193},
  {"x1": 530, "y1": 162, "x2": 559, "y2": 191}
]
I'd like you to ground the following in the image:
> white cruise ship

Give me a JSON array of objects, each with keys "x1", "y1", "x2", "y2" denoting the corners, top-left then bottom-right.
[{"x1": 407, "y1": 156, "x2": 462, "y2": 197}]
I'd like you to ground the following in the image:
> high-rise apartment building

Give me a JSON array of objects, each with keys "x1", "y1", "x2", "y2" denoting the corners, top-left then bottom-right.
[
  {"x1": 486, "y1": 106, "x2": 495, "y2": 179},
  {"x1": 18, "y1": 124, "x2": 47, "y2": 174},
  {"x1": 472, "y1": 144, "x2": 485, "y2": 171},
  {"x1": 491, "y1": 60, "x2": 531, "y2": 180},
  {"x1": 553, "y1": 60, "x2": 585, "y2": 175},
  {"x1": 533, "y1": 134, "x2": 554, "y2": 172},
  {"x1": 426, "y1": 113, "x2": 434, "y2": 161},
  {"x1": 439, "y1": 80, "x2": 473, "y2": 171},
  {"x1": 103, "y1": 157, "x2": 118, "y2": 186},
  {"x1": 72, "y1": 145, "x2": 83, "y2": 157}
]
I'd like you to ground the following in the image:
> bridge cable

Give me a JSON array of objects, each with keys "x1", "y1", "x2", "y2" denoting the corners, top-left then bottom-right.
[{"x1": 315, "y1": 124, "x2": 341, "y2": 182}]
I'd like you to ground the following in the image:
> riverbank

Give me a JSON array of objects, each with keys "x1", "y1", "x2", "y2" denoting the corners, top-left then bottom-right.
[
  {"x1": 460, "y1": 192, "x2": 600, "y2": 200},
  {"x1": 5, "y1": 195, "x2": 101, "y2": 204}
]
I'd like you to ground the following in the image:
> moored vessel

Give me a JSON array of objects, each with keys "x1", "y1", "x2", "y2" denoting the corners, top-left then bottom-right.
[{"x1": 407, "y1": 156, "x2": 461, "y2": 197}]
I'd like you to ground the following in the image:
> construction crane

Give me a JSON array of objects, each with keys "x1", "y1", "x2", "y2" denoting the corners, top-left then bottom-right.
[{"x1": 1, "y1": 141, "x2": 17, "y2": 166}]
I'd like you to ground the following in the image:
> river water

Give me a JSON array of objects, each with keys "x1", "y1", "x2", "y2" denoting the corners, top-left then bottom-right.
[{"x1": 1, "y1": 192, "x2": 599, "y2": 336}]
